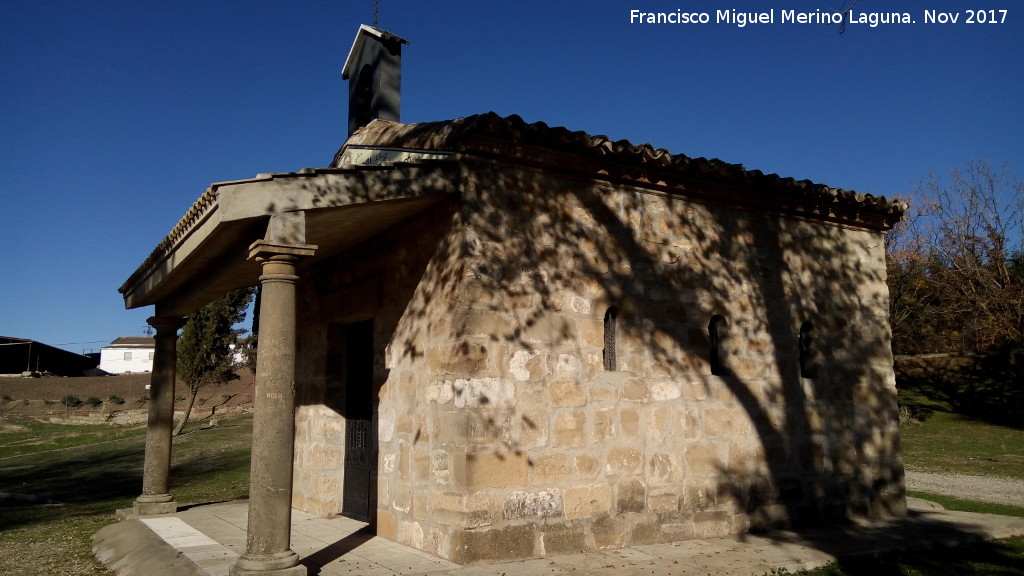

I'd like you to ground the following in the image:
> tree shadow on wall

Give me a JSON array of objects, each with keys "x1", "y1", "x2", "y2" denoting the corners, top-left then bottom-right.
[
  {"x1": 424, "y1": 152, "x2": 906, "y2": 528},
  {"x1": 283, "y1": 116, "x2": 997, "y2": 561}
]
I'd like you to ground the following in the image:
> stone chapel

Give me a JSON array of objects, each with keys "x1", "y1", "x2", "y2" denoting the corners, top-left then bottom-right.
[{"x1": 114, "y1": 25, "x2": 907, "y2": 574}]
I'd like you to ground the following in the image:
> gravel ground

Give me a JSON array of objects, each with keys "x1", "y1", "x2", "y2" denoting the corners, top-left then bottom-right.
[{"x1": 906, "y1": 470, "x2": 1024, "y2": 507}]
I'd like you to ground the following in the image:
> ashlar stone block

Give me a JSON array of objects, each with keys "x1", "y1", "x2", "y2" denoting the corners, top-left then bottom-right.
[
  {"x1": 592, "y1": 408, "x2": 613, "y2": 442},
  {"x1": 515, "y1": 406, "x2": 549, "y2": 448},
  {"x1": 428, "y1": 341, "x2": 489, "y2": 376},
  {"x1": 619, "y1": 408, "x2": 640, "y2": 437},
  {"x1": 553, "y1": 410, "x2": 587, "y2": 447},
  {"x1": 522, "y1": 314, "x2": 576, "y2": 345},
  {"x1": 450, "y1": 524, "x2": 536, "y2": 564},
  {"x1": 453, "y1": 309, "x2": 513, "y2": 339},
  {"x1": 564, "y1": 484, "x2": 612, "y2": 519},
  {"x1": 620, "y1": 379, "x2": 649, "y2": 402},
  {"x1": 615, "y1": 478, "x2": 646, "y2": 513},
  {"x1": 541, "y1": 521, "x2": 588, "y2": 555},
  {"x1": 509, "y1": 349, "x2": 549, "y2": 382},
  {"x1": 530, "y1": 453, "x2": 572, "y2": 484},
  {"x1": 549, "y1": 379, "x2": 587, "y2": 407},
  {"x1": 606, "y1": 447, "x2": 643, "y2": 475},
  {"x1": 592, "y1": 514, "x2": 626, "y2": 548},
  {"x1": 647, "y1": 487, "x2": 681, "y2": 513},
  {"x1": 692, "y1": 510, "x2": 733, "y2": 538},
  {"x1": 574, "y1": 454, "x2": 600, "y2": 478},
  {"x1": 452, "y1": 377, "x2": 515, "y2": 409},
  {"x1": 648, "y1": 452, "x2": 674, "y2": 483},
  {"x1": 503, "y1": 489, "x2": 563, "y2": 519},
  {"x1": 432, "y1": 490, "x2": 492, "y2": 528},
  {"x1": 452, "y1": 450, "x2": 529, "y2": 490}
]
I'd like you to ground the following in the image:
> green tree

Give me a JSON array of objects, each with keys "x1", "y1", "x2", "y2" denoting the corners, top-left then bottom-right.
[
  {"x1": 174, "y1": 287, "x2": 255, "y2": 435},
  {"x1": 238, "y1": 285, "x2": 260, "y2": 373}
]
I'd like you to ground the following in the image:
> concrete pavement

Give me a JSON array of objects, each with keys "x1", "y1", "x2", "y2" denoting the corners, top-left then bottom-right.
[{"x1": 93, "y1": 498, "x2": 1024, "y2": 576}]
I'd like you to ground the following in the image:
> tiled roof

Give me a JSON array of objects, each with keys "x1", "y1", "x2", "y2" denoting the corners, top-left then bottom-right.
[
  {"x1": 124, "y1": 112, "x2": 905, "y2": 308},
  {"x1": 119, "y1": 183, "x2": 221, "y2": 296},
  {"x1": 108, "y1": 337, "x2": 155, "y2": 347},
  {"x1": 339, "y1": 112, "x2": 907, "y2": 222}
]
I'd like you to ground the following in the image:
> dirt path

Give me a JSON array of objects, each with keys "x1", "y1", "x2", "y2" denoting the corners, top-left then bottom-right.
[{"x1": 905, "y1": 470, "x2": 1024, "y2": 508}]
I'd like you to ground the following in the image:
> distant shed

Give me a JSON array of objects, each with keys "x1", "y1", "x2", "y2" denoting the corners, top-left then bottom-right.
[{"x1": 0, "y1": 336, "x2": 97, "y2": 376}]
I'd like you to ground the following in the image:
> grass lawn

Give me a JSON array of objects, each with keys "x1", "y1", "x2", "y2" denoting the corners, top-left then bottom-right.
[
  {"x1": 1, "y1": 400, "x2": 1022, "y2": 575},
  {"x1": 900, "y1": 411, "x2": 1024, "y2": 478},
  {"x1": 0, "y1": 413, "x2": 252, "y2": 576},
  {"x1": 906, "y1": 491, "x2": 1024, "y2": 518},
  {"x1": 0, "y1": 418, "x2": 147, "y2": 459}
]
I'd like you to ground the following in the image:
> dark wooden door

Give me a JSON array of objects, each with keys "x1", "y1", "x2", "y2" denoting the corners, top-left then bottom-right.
[
  {"x1": 343, "y1": 418, "x2": 372, "y2": 520},
  {"x1": 341, "y1": 319, "x2": 374, "y2": 521}
]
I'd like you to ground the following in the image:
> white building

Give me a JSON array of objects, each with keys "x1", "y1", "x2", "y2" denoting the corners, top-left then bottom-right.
[{"x1": 99, "y1": 336, "x2": 155, "y2": 374}]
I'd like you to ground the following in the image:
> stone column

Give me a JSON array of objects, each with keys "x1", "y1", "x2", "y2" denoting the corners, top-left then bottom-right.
[
  {"x1": 132, "y1": 315, "x2": 186, "y2": 516},
  {"x1": 232, "y1": 241, "x2": 315, "y2": 576}
]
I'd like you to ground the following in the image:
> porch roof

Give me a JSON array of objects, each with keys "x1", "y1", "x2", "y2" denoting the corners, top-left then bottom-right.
[{"x1": 119, "y1": 161, "x2": 456, "y2": 316}]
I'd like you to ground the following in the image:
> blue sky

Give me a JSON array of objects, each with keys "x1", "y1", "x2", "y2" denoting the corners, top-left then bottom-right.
[{"x1": 2, "y1": 1, "x2": 1021, "y2": 354}]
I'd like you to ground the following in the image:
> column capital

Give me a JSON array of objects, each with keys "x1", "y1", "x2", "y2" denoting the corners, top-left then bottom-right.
[
  {"x1": 248, "y1": 240, "x2": 317, "y2": 262},
  {"x1": 147, "y1": 316, "x2": 186, "y2": 333}
]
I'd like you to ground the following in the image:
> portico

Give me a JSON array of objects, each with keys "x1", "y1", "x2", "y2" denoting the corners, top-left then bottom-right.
[{"x1": 116, "y1": 164, "x2": 455, "y2": 575}]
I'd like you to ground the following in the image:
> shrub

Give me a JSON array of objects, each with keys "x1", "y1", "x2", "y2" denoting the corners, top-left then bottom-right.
[
  {"x1": 898, "y1": 405, "x2": 921, "y2": 427},
  {"x1": 108, "y1": 395, "x2": 125, "y2": 405},
  {"x1": 2, "y1": 394, "x2": 12, "y2": 403},
  {"x1": 62, "y1": 395, "x2": 82, "y2": 408},
  {"x1": 85, "y1": 396, "x2": 103, "y2": 407}
]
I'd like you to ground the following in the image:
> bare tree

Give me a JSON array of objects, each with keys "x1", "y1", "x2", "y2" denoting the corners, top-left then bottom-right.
[
  {"x1": 913, "y1": 160, "x2": 1024, "y2": 353},
  {"x1": 885, "y1": 204, "x2": 946, "y2": 354}
]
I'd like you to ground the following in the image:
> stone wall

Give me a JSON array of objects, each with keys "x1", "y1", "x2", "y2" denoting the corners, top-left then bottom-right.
[
  {"x1": 292, "y1": 201, "x2": 459, "y2": 519},
  {"x1": 46, "y1": 409, "x2": 151, "y2": 426},
  {"x1": 291, "y1": 158, "x2": 904, "y2": 563},
  {"x1": 43, "y1": 404, "x2": 252, "y2": 426}
]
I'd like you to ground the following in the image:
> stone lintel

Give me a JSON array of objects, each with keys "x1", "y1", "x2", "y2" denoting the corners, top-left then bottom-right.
[{"x1": 248, "y1": 240, "x2": 318, "y2": 261}]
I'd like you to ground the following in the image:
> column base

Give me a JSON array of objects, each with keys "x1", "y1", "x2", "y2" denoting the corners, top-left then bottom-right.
[
  {"x1": 230, "y1": 551, "x2": 305, "y2": 576},
  {"x1": 130, "y1": 493, "x2": 178, "y2": 516},
  {"x1": 228, "y1": 566, "x2": 306, "y2": 576}
]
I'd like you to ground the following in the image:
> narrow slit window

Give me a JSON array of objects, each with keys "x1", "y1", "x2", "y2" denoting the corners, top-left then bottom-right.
[
  {"x1": 709, "y1": 315, "x2": 728, "y2": 376},
  {"x1": 603, "y1": 307, "x2": 618, "y2": 371},
  {"x1": 799, "y1": 321, "x2": 819, "y2": 379}
]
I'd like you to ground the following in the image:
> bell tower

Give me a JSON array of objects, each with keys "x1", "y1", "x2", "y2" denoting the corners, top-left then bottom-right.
[{"x1": 342, "y1": 25, "x2": 409, "y2": 136}]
